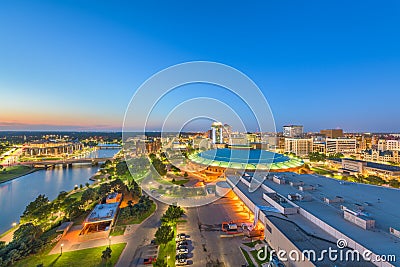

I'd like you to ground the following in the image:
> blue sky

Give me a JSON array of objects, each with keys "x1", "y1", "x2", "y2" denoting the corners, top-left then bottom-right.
[{"x1": 0, "y1": 0, "x2": 399, "y2": 132}]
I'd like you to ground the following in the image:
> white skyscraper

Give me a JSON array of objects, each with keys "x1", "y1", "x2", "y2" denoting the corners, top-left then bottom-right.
[{"x1": 211, "y1": 122, "x2": 223, "y2": 144}]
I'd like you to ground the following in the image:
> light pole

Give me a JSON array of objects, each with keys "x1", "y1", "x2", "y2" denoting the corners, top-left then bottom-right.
[
  {"x1": 108, "y1": 236, "x2": 111, "y2": 248},
  {"x1": 60, "y1": 243, "x2": 64, "y2": 255}
]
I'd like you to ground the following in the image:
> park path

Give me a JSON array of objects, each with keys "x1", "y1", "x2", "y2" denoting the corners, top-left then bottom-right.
[
  {"x1": 48, "y1": 201, "x2": 167, "y2": 263},
  {"x1": 115, "y1": 201, "x2": 167, "y2": 267},
  {"x1": 0, "y1": 228, "x2": 16, "y2": 244}
]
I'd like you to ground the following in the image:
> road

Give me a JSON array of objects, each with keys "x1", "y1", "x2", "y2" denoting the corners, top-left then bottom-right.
[
  {"x1": 118, "y1": 195, "x2": 249, "y2": 267},
  {"x1": 115, "y1": 201, "x2": 168, "y2": 267},
  {"x1": 49, "y1": 201, "x2": 167, "y2": 267},
  {"x1": 49, "y1": 192, "x2": 251, "y2": 267},
  {"x1": 180, "y1": 196, "x2": 250, "y2": 267}
]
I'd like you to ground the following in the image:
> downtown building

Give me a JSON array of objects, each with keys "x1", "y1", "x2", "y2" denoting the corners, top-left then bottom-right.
[
  {"x1": 320, "y1": 129, "x2": 344, "y2": 138},
  {"x1": 284, "y1": 138, "x2": 312, "y2": 157},
  {"x1": 326, "y1": 138, "x2": 357, "y2": 155},
  {"x1": 378, "y1": 139, "x2": 400, "y2": 151},
  {"x1": 283, "y1": 125, "x2": 304, "y2": 138},
  {"x1": 332, "y1": 158, "x2": 400, "y2": 179}
]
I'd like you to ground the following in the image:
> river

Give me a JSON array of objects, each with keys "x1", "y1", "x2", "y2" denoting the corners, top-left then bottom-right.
[{"x1": 0, "y1": 148, "x2": 120, "y2": 234}]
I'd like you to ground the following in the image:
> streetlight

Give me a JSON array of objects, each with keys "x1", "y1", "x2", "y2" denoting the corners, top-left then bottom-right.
[
  {"x1": 12, "y1": 222, "x2": 17, "y2": 227},
  {"x1": 108, "y1": 236, "x2": 111, "y2": 248},
  {"x1": 60, "y1": 243, "x2": 64, "y2": 255}
]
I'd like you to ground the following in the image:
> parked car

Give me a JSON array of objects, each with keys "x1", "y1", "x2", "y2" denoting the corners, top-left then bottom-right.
[
  {"x1": 176, "y1": 254, "x2": 188, "y2": 260},
  {"x1": 177, "y1": 240, "x2": 189, "y2": 246},
  {"x1": 176, "y1": 233, "x2": 186, "y2": 241},
  {"x1": 143, "y1": 257, "x2": 156, "y2": 265},
  {"x1": 176, "y1": 246, "x2": 189, "y2": 254},
  {"x1": 176, "y1": 258, "x2": 188, "y2": 265}
]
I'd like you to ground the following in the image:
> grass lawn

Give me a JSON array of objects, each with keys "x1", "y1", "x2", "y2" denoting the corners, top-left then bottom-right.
[
  {"x1": 171, "y1": 179, "x2": 189, "y2": 186},
  {"x1": 240, "y1": 248, "x2": 255, "y2": 267},
  {"x1": 110, "y1": 225, "x2": 126, "y2": 236},
  {"x1": 310, "y1": 167, "x2": 332, "y2": 175},
  {"x1": 69, "y1": 190, "x2": 84, "y2": 199},
  {"x1": 250, "y1": 249, "x2": 269, "y2": 266},
  {"x1": 0, "y1": 165, "x2": 35, "y2": 183},
  {"x1": 15, "y1": 243, "x2": 126, "y2": 267},
  {"x1": 20, "y1": 156, "x2": 63, "y2": 161},
  {"x1": 157, "y1": 223, "x2": 177, "y2": 267}
]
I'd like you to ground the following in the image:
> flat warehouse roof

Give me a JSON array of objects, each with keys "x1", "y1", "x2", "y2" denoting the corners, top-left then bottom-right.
[{"x1": 229, "y1": 172, "x2": 400, "y2": 263}]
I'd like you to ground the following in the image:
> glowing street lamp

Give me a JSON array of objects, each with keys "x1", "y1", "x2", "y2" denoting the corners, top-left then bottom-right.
[
  {"x1": 60, "y1": 243, "x2": 64, "y2": 255},
  {"x1": 12, "y1": 222, "x2": 17, "y2": 227}
]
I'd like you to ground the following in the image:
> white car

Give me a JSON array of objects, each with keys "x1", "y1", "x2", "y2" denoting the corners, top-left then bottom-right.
[
  {"x1": 176, "y1": 258, "x2": 188, "y2": 266},
  {"x1": 175, "y1": 233, "x2": 186, "y2": 241},
  {"x1": 176, "y1": 247, "x2": 189, "y2": 254}
]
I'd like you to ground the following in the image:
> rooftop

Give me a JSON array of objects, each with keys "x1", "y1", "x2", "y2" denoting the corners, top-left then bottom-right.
[
  {"x1": 229, "y1": 172, "x2": 400, "y2": 263},
  {"x1": 232, "y1": 178, "x2": 374, "y2": 266},
  {"x1": 338, "y1": 158, "x2": 400, "y2": 172},
  {"x1": 85, "y1": 202, "x2": 119, "y2": 223},
  {"x1": 190, "y1": 148, "x2": 304, "y2": 170}
]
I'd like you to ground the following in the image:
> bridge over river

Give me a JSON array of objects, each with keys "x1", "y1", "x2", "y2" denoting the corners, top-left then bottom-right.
[{"x1": 12, "y1": 157, "x2": 113, "y2": 168}]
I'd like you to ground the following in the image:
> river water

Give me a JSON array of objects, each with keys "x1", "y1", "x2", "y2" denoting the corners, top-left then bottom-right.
[{"x1": 0, "y1": 149, "x2": 120, "y2": 233}]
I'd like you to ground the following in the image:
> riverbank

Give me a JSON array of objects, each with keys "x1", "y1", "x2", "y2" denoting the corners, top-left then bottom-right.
[{"x1": 0, "y1": 165, "x2": 37, "y2": 184}]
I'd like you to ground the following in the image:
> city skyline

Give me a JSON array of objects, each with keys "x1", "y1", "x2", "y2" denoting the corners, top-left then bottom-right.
[{"x1": 1, "y1": 1, "x2": 400, "y2": 132}]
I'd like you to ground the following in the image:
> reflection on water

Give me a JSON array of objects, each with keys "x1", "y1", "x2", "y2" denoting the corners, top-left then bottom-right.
[{"x1": 0, "y1": 149, "x2": 120, "y2": 233}]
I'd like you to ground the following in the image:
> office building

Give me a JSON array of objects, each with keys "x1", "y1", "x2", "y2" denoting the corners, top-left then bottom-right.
[
  {"x1": 283, "y1": 125, "x2": 303, "y2": 138},
  {"x1": 386, "y1": 140, "x2": 400, "y2": 151},
  {"x1": 211, "y1": 122, "x2": 224, "y2": 144},
  {"x1": 326, "y1": 138, "x2": 356, "y2": 154},
  {"x1": 284, "y1": 138, "x2": 312, "y2": 157},
  {"x1": 320, "y1": 129, "x2": 344, "y2": 138}
]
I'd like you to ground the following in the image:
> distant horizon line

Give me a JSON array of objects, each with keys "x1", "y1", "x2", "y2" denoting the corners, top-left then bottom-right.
[{"x1": 0, "y1": 130, "x2": 399, "y2": 135}]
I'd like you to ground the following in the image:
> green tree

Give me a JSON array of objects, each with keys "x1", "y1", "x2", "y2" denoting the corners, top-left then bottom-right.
[
  {"x1": 328, "y1": 153, "x2": 344, "y2": 159},
  {"x1": 389, "y1": 179, "x2": 400, "y2": 188},
  {"x1": 81, "y1": 188, "x2": 98, "y2": 204},
  {"x1": 153, "y1": 258, "x2": 167, "y2": 267},
  {"x1": 64, "y1": 200, "x2": 84, "y2": 220},
  {"x1": 308, "y1": 152, "x2": 326, "y2": 162},
  {"x1": 161, "y1": 205, "x2": 184, "y2": 222},
  {"x1": 13, "y1": 223, "x2": 42, "y2": 242},
  {"x1": 116, "y1": 161, "x2": 128, "y2": 175},
  {"x1": 183, "y1": 172, "x2": 188, "y2": 178},
  {"x1": 20, "y1": 195, "x2": 50, "y2": 223},
  {"x1": 110, "y1": 178, "x2": 126, "y2": 193},
  {"x1": 154, "y1": 225, "x2": 174, "y2": 247},
  {"x1": 98, "y1": 183, "x2": 112, "y2": 197},
  {"x1": 101, "y1": 246, "x2": 112, "y2": 263},
  {"x1": 130, "y1": 180, "x2": 142, "y2": 198}
]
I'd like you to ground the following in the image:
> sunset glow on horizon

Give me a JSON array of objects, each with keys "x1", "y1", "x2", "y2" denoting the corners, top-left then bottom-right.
[{"x1": 1, "y1": 1, "x2": 400, "y2": 132}]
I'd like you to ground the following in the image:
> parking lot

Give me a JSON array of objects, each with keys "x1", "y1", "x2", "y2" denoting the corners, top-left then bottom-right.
[
  {"x1": 135, "y1": 243, "x2": 159, "y2": 266},
  {"x1": 179, "y1": 193, "x2": 254, "y2": 266}
]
